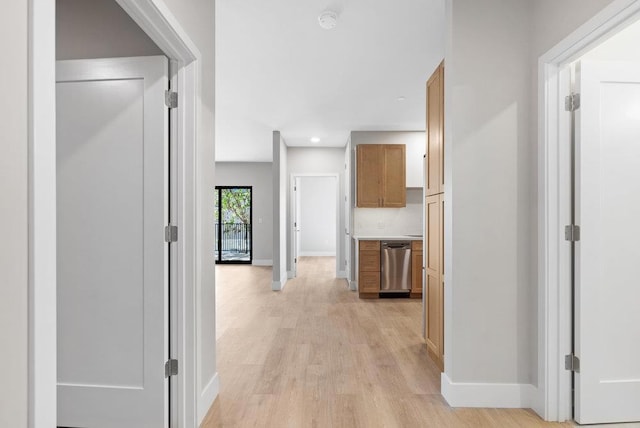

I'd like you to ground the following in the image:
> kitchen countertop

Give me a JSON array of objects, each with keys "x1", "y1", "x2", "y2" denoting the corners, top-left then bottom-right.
[{"x1": 353, "y1": 235, "x2": 423, "y2": 240}]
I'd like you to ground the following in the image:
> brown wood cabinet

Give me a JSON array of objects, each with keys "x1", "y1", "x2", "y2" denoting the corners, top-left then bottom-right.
[
  {"x1": 426, "y1": 62, "x2": 444, "y2": 197},
  {"x1": 358, "y1": 240, "x2": 380, "y2": 298},
  {"x1": 411, "y1": 240, "x2": 423, "y2": 298},
  {"x1": 425, "y1": 61, "x2": 445, "y2": 372},
  {"x1": 356, "y1": 144, "x2": 406, "y2": 208},
  {"x1": 425, "y1": 194, "x2": 444, "y2": 371}
]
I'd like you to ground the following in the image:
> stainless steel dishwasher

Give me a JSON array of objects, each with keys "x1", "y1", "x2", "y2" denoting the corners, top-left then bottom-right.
[{"x1": 380, "y1": 241, "x2": 412, "y2": 293}]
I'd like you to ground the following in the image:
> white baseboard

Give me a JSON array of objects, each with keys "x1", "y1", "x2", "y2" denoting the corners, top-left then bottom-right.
[
  {"x1": 287, "y1": 270, "x2": 295, "y2": 279},
  {"x1": 441, "y1": 373, "x2": 537, "y2": 409},
  {"x1": 298, "y1": 251, "x2": 336, "y2": 257},
  {"x1": 252, "y1": 259, "x2": 272, "y2": 266},
  {"x1": 272, "y1": 273, "x2": 288, "y2": 291},
  {"x1": 337, "y1": 270, "x2": 347, "y2": 279},
  {"x1": 350, "y1": 280, "x2": 357, "y2": 291},
  {"x1": 198, "y1": 372, "x2": 219, "y2": 425}
]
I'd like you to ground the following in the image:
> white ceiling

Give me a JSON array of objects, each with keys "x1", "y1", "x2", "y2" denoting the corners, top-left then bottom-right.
[{"x1": 215, "y1": 0, "x2": 445, "y2": 162}]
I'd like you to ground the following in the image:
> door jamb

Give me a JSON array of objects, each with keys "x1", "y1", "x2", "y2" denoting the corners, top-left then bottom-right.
[
  {"x1": 288, "y1": 173, "x2": 341, "y2": 278},
  {"x1": 537, "y1": 0, "x2": 640, "y2": 421},
  {"x1": 28, "y1": 0, "x2": 202, "y2": 426}
]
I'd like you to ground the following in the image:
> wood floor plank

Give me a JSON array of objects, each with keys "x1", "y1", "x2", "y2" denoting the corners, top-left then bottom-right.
[{"x1": 202, "y1": 256, "x2": 576, "y2": 428}]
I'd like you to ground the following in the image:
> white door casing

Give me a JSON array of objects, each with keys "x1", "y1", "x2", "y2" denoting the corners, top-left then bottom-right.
[
  {"x1": 56, "y1": 56, "x2": 169, "y2": 428},
  {"x1": 574, "y1": 59, "x2": 640, "y2": 424}
]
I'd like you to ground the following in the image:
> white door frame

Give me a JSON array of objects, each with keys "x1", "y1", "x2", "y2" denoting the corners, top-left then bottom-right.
[
  {"x1": 289, "y1": 173, "x2": 341, "y2": 278},
  {"x1": 28, "y1": 0, "x2": 202, "y2": 426},
  {"x1": 537, "y1": 0, "x2": 640, "y2": 421}
]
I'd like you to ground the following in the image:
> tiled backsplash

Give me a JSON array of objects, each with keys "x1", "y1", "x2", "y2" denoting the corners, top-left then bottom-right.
[{"x1": 353, "y1": 190, "x2": 423, "y2": 236}]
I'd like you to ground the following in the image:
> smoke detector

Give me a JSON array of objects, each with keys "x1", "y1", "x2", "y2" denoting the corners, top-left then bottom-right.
[{"x1": 318, "y1": 10, "x2": 338, "y2": 30}]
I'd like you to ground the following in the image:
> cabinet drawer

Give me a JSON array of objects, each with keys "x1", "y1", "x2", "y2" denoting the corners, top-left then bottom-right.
[
  {"x1": 359, "y1": 251, "x2": 380, "y2": 272},
  {"x1": 359, "y1": 240, "x2": 380, "y2": 251},
  {"x1": 411, "y1": 240, "x2": 423, "y2": 251},
  {"x1": 359, "y1": 271, "x2": 380, "y2": 293}
]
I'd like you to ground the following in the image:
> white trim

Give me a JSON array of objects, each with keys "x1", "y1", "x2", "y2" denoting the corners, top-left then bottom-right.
[
  {"x1": 537, "y1": 0, "x2": 640, "y2": 422},
  {"x1": 197, "y1": 373, "x2": 219, "y2": 425},
  {"x1": 298, "y1": 251, "x2": 337, "y2": 257},
  {"x1": 287, "y1": 270, "x2": 295, "y2": 279},
  {"x1": 349, "y1": 280, "x2": 357, "y2": 291},
  {"x1": 289, "y1": 173, "x2": 341, "y2": 279},
  {"x1": 28, "y1": 0, "x2": 203, "y2": 426},
  {"x1": 441, "y1": 373, "x2": 537, "y2": 409},
  {"x1": 337, "y1": 270, "x2": 347, "y2": 279},
  {"x1": 28, "y1": 0, "x2": 57, "y2": 426},
  {"x1": 252, "y1": 259, "x2": 273, "y2": 266}
]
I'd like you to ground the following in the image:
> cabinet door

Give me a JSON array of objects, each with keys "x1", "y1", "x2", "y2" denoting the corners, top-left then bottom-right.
[
  {"x1": 381, "y1": 144, "x2": 406, "y2": 207},
  {"x1": 357, "y1": 145, "x2": 382, "y2": 207},
  {"x1": 425, "y1": 194, "x2": 443, "y2": 371},
  {"x1": 426, "y1": 62, "x2": 444, "y2": 196}
]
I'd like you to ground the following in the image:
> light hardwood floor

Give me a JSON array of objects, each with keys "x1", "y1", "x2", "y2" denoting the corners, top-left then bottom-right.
[{"x1": 202, "y1": 256, "x2": 572, "y2": 428}]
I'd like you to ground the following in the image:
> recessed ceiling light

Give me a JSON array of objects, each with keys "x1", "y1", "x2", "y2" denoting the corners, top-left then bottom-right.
[
  {"x1": 397, "y1": 96, "x2": 406, "y2": 102},
  {"x1": 318, "y1": 10, "x2": 338, "y2": 30},
  {"x1": 310, "y1": 137, "x2": 321, "y2": 143}
]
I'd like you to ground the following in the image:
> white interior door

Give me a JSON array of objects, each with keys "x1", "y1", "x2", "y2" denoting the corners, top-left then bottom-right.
[
  {"x1": 292, "y1": 177, "x2": 301, "y2": 276},
  {"x1": 574, "y1": 59, "x2": 640, "y2": 424},
  {"x1": 57, "y1": 56, "x2": 169, "y2": 428}
]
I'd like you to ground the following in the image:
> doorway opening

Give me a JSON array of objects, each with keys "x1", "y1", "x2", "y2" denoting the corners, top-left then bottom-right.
[
  {"x1": 290, "y1": 174, "x2": 339, "y2": 279},
  {"x1": 215, "y1": 186, "x2": 253, "y2": 264},
  {"x1": 31, "y1": 0, "x2": 202, "y2": 426},
  {"x1": 539, "y1": 2, "x2": 640, "y2": 423}
]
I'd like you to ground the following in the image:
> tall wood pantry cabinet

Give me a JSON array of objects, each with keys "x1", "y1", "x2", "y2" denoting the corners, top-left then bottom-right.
[
  {"x1": 356, "y1": 144, "x2": 406, "y2": 208},
  {"x1": 425, "y1": 61, "x2": 445, "y2": 371}
]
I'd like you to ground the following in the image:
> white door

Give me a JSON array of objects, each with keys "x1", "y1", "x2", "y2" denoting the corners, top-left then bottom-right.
[
  {"x1": 574, "y1": 59, "x2": 640, "y2": 424},
  {"x1": 57, "y1": 56, "x2": 169, "y2": 428},
  {"x1": 292, "y1": 177, "x2": 301, "y2": 276}
]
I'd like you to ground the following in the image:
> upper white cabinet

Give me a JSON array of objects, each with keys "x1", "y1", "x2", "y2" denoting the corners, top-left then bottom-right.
[{"x1": 405, "y1": 137, "x2": 425, "y2": 188}]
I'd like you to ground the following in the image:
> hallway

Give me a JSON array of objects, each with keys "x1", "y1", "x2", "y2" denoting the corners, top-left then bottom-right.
[{"x1": 203, "y1": 257, "x2": 566, "y2": 427}]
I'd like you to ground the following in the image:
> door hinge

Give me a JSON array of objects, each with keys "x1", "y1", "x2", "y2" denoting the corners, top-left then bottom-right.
[
  {"x1": 165, "y1": 91, "x2": 178, "y2": 108},
  {"x1": 565, "y1": 93, "x2": 580, "y2": 111},
  {"x1": 165, "y1": 359, "x2": 178, "y2": 377},
  {"x1": 565, "y1": 225, "x2": 580, "y2": 242},
  {"x1": 165, "y1": 225, "x2": 178, "y2": 242},
  {"x1": 565, "y1": 353, "x2": 580, "y2": 372}
]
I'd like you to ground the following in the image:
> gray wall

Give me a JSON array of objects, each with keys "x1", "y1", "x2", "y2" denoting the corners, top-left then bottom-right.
[
  {"x1": 443, "y1": 0, "x2": 615, "y2": 398},
  {"x1": 287, "y1": 147, "x2": 347, "y2": 276},
  {"x1": 0, "y1": 1, "x2": 28, "y2": 426},
  {"x1": 56, "y1": 0, "x2": 163, "y2": 60},
  {"x1": 215, "y1": 162, "x2": 273, "y2": 263}
]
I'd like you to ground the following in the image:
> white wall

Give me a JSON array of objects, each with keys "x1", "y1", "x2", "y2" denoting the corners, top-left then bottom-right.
[
  {"x1": 298, "y1": 176, "x2": 337, "y2": 256},
  {"x1": 287, "y1": 147, "x2": 346, "y2": 276},
  {"x1": 215, "y1": 162, "x2": 273, "y2": 264},
  {"x1": 442, "y1": 0, "x2": 616, "y2": 411},
  {"x1": 0, "y1": 1, "x2": 28, "y2": 426},
  {"x1": 272, "y1": 131, "x2": 288, "y2": 289},
  {"x1": 445, "y1": 0, "x2": 533, "y2": 390},
  {"x1": 56, "y1": 0, "x2": 163, "y2": 60}
]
